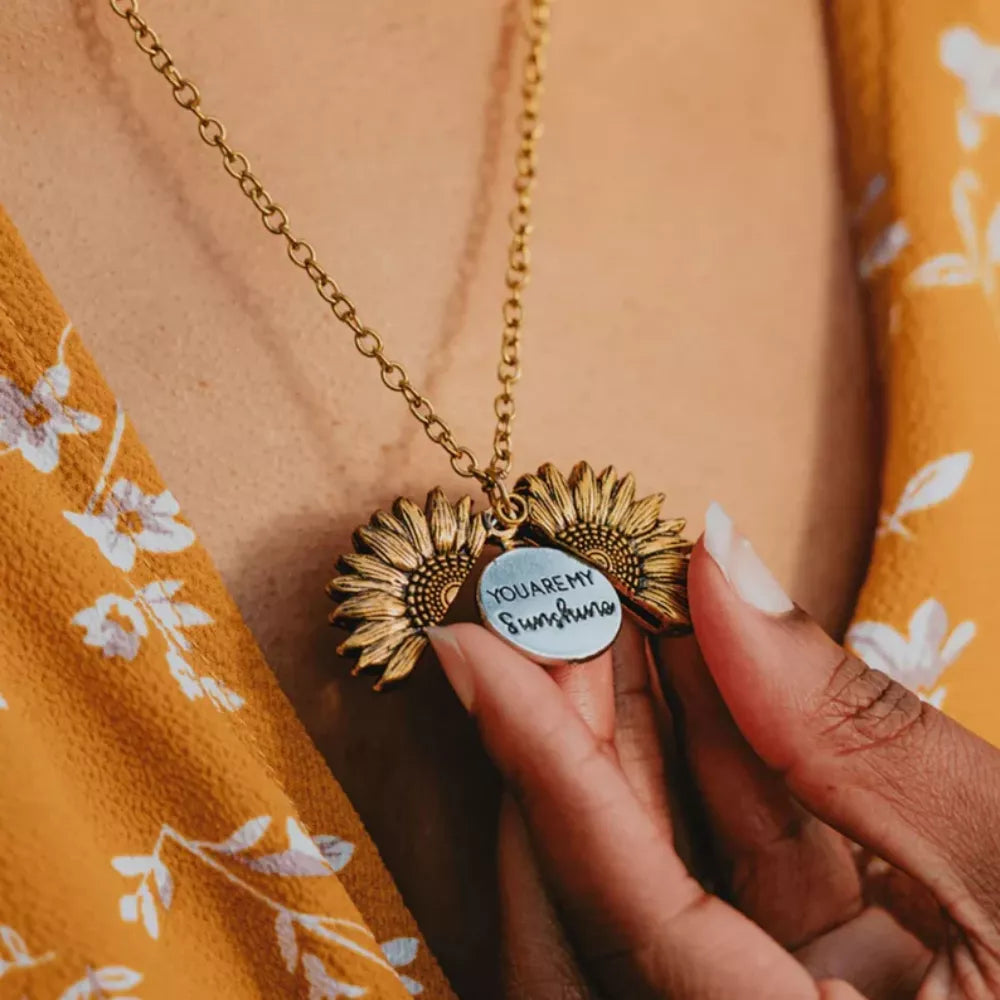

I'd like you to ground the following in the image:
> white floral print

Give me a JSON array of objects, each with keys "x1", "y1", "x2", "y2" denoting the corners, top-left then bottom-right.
[
  {"x1": 940, "y1": 26, "x2": 1000, "y2": 150},
  {"x1": 0, "y1": 924, "x2": 54, "y2": 980},
  {"x1": 907, "y1": 171, "x2": 1000, "y2": 293},
  {"x1": 57, "y1": 965, "x2": 143, "y2": 1000},
  {"x1": 65, "y1": 479, "x2": 195, "y2": 572},
  {"x1": 847, "y1": 598, "x2": 976, "y2": 707},
  {"x1": 878, "y1": 452, "x2": 972, "y2": 538},
  {"x1": 113, "y1": 816, "x2": 391, "y2": 994},
  {"x1": 0, "y1": 363, "x2": 100, "y2": 473},
  {"x1": 381, "y1": 938, "x2": 424, "y2": 995},
  {"x1": 72, "y1": 595, "x2": 149, "y2": 661},
  {"x1": 136, "y1": 580, "x2": 212, "y2": 651}
]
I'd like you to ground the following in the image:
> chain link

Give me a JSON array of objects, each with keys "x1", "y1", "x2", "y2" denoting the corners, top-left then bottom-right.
[{"x1": 107, "y1": 0, "x2": 549, "y2": 508}]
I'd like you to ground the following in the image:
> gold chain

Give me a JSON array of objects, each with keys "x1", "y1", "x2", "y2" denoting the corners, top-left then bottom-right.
[{"x1": 107, "y1": 0, "x2": 549, "y2": 521}]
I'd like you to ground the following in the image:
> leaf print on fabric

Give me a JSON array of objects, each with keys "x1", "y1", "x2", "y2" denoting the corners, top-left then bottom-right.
[
  {"x1": 65, "y1": 479, "x2": 195, "y2": 572},
  {"x1": 940, "y1": 26, "x2": 1000, "y2": 150},
  {"x1": 72, "y1": 595, "x2": 149, "y2": 661},
  {"x1": 313, "y1": 835, "x2": 356, "y2": 873},
  {"x1": 878, "y1": 452, "x2": 972, "y2": 537},
  {"x1": 113, "y1": 818, "x2": 395, "y2": 978},
  {"x1": 302, "y1": 953, "x2": 366, "y2": 999},
  {"x1": 243, "y1": 818, "x2": 335, "y2": 877},
  {"x1": 0, "y1": 362, "x2": 100, "y2": 473},
  {"x1": 381, "y1": 938, "x2": 424, "y2": 994},
  {"x1": 136, "y1": 580, "x2": 212, "y2": 652},
  {"x1": 858, "y1": 220, "x2": 910, "y2": 280},
  {"x1": 0, "y1": 924, "x2": 54, "y2": 979},
  {"x1": 847, "y1": 598, "x2": 976, "y2": 701},
  {"x1": 57, "y1": 965, "x2": 143, "y2": 1000},
  {"x1": 907, "y1": 171, "x2": 1000, "y2": 294}
]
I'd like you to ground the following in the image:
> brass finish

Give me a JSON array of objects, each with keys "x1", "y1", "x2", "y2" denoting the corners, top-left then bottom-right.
[
  {"x1": 107, "y1": 0, "x2": 550, "y2": 506},
  {"x1": 514, "y1": 462, "x2": 692, "y2": 634},
  {"x1": 328, "y1": 490, "x2": 489, "y2": 689},
  {"x1": 107, "y1": 2, "x2": 695, "y2": 683}
]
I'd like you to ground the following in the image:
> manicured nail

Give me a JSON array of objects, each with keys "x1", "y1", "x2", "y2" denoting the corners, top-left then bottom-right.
[
  {"x1": 703, "y1": 502, "x2": 794, "y2": 615},
  {"x1": 426, "y1": 626, "x2": 475, "y2": 711}
]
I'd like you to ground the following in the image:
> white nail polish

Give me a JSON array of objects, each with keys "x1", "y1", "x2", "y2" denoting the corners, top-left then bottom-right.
[{"x1": 703, "y1": 502, "x2": 794, "y2": 614}]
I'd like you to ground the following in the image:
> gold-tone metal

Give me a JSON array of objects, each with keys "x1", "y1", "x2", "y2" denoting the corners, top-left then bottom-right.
[
  {"x1": 514, "y1": 462, "x2": 693, "y2": 634},
  {"x1": 106, "y1": 2, "x2": 695, "y2": 684},
  {"x1": 327, "y1": 489, "x2": 489, "y2": 689},
  {"x1": 106, "y1": 0, "x2": 550, "y2": 506}
]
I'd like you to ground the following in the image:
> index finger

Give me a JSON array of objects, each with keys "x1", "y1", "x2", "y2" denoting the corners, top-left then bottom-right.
[{"x1": 428, "y1": 624, "x2": 845, "y2": 1000}]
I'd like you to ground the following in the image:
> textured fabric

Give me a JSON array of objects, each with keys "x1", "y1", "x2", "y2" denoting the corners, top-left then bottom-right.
[
  {"x1": 2, "y1": 5, "x2": 1000, "y2": 998},
  {"x1": 830, "y1": 3, "x2": 1000, "y2": 739},
  {"x1": 0, "y1": 209, "x2": 451, "y2": 996}
]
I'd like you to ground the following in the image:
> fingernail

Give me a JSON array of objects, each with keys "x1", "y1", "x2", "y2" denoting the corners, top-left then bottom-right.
[
  {"x1": 427, "y1": 626, "x2": 475, "y2": 711},
  {"x1": 703, "y1": 502, "x2": 794, "y2": 615}
]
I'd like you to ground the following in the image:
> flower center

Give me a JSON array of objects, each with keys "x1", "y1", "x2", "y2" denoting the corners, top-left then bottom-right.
[
  {"x1": 406, "y1": 552, "x2": 474, "y2": 628},
  {"x1": 556, "y1": 523, "x2": 641, "y2": 589},
  {"x1": 116, "y1": 510, "x2": 145, "y2": 536},
  {"x1": 22, "y1": 401, "x2": 50, "y2": 428},
  {"x1": 105, "y1": 606, "x2": 136, "y2": 633}
]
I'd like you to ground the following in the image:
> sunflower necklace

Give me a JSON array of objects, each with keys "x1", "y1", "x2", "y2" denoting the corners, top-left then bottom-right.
[{"x1": 109, "y1": 0, "x2": 693, "y2": 688}]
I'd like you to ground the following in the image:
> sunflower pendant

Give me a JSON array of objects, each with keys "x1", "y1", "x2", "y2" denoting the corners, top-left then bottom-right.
[{"x1": 327, "y1": 463, "x2": 691, "y2": 689}]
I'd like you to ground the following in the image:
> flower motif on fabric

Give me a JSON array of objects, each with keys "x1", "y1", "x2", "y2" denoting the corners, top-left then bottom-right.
[
  {"x1": 0, "y1": 361, "x2": 100, "y2": 473},
  {"x1": 940, "y1": 26, "x2": 1000, "y2": 150},
  {"x1": 0, "y1": 924, "x2": 54, "y2": 980},
  {"x1": 57, "y1": 966, "x2": 143, "y2": 1000},
  {"x1": 71, "y1": 580, "x2": 242, "y2": 712},
  {"x1": 847, "y1": 598, "x2": 976, "y2": 709},
  {"x1": 72, "y1": 595, "x2": 149, "y2": 661},
  {"x1": 65, "y1": 479, "x2": 195, "y2": 572},
  {"x1": 907, "y1": 171, "x2": 1000, "y2": 294},
  {"x1": 878, "y1": 452, "x2": 972, "y2": 538},
  {"x1": 112, "y1": 816, "x2": 419, "y2": 995}
]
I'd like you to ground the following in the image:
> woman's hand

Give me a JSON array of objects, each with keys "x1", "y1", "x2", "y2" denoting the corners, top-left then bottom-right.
[{"x1": 427, "y1": 503, "x2": 1000, "y2": 999}]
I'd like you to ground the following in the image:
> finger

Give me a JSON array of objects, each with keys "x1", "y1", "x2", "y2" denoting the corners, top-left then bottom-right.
[
  {"x1": 428, "y1": 623, "x2": 838, "y2": 999},
  {"x1": 610, "y1": 620, "x2": 675, "y2": 837},
  {"x1": 690, "y1": 502, "x2": 1000, "y2": 939},
  {"x1": 497, "y1": 648, "x2": 612, "y2": 997},
  {"x1": 657, "y1": 632, "x2": 862, "y2": 948},
  {"x1": 497, "y1": 794, "x2": 594, "y2": 999},
  {"x1": 795, "y1": 907, "x2": 931, "y2": 1000}
]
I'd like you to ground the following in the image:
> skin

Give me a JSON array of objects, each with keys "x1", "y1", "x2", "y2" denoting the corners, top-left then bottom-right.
[
  {"x1": 0, "y1": 2, "x2": 877, "y2": 991},
  {"x1": 429, "y1": 539, "x2": 1000, "y2": 999}
]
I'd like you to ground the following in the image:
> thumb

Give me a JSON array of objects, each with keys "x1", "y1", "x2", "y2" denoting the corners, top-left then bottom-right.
[{"x1": 689, "y1": 502, "x2": 1000, "y2": 931}]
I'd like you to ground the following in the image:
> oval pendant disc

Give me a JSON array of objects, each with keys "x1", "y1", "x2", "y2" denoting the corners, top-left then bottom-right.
[{"x1": 477, "y1": 547, "x2": 623, "y2": 665}]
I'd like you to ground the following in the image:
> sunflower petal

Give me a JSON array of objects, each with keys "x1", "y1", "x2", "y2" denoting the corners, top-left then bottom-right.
[
  {"x1": 467, "y1": 512, "x2": 488, "y2": 558},
  {"x1": 393, "y1": 497, "x2": 434, "y2": 558},
  {"x1": 355, "y1": 628, "x2": 417, "y2": 671},
  {"x1": 635, "y1": 586, "x2": 689, "y2": 621},
  {"x1": 642, "y1": 552, "x2": 687, "y2": 578},
  {"x1": 620, "y1": 493, "x2": 664, "y2": 536},
  {"x1": 634, "y1": 532, "x2": 691, "y2": 557},
  {"x1": 339, "y1": 554, "x2": 410, "y2": 589},
  {"x1": 541, "y1": 464, "x2": 576, "y2": 525},
  {"x1": 356, "y1": 525, "x2": 420, "y2": 571},
  {"x1": 336, "y1": 616, "x2": 412, "y2": 653},
  {"x1": 331, "y1": 592, "x2": 408, "y2": 622},
  {"x1": 595, "y1": 466, "x2": 617, "y2": 521},
  {"x1": 607, "y1": 472, "x2": 636, "y2": 525},
  {"x1": 525, "y1": 499, "x2": 561, "y2": 539},
  {"x1": 427, "y1": 487, "x2": 458, "y2": 552},
  {"x1": 327, "y1": 574, "x2": 406, "y2": 598},
  {"x1": 453, "y1": 495, "x2": 472, "y2": 551},
  {"x1": 374, "y1": 634, "x2": 428, "y2": 689},
  {"x1": 570, "y1": 462, "x2": 598, "y2": 523},
  {"x1": 517, "y1": 473, "x2": 568, "y2": 532}
]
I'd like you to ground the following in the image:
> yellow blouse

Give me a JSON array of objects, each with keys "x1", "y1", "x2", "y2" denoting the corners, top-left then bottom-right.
[{"x1": 0, "y1": 2, "x2": 998, "y2": 996}]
